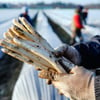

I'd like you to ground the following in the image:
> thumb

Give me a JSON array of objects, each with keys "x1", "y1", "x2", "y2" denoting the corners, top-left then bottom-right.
[
  {"x1": 65, "y1": 46, "x2": 81, "y2": 65},
  {"x1": 54, "y1": 44, "x2": 69, "y2": 57}
]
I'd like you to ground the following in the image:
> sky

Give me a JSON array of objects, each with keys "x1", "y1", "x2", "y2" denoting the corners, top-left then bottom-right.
[{"x1": 0, "y1": 0, "x2": 99, "y2": 5}]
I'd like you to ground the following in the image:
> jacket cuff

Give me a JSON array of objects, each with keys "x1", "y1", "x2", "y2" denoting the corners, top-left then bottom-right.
[{"x1": 95, "y1": 75, "x2": 100, "y2": 100}]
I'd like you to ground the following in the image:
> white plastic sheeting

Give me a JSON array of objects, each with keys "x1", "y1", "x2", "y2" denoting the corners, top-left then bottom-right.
[
  {"x1": 45, "y1": 9, "x2": 100, "y2": 41},
  {"x1": 12, "y1": 11, "x2": 69, "y2": 100},
  {"x1": 44, "y1": 9, "x2": 100, "y2": 27},
  {"x1": 0, "y1": 9, "x2": 22, "y2": 39},
  {"x1": 36, "y1": 11, "x2": 62, "y2": 48},
  {"x1": 0, "y1": 9, "x2": 37, "y2": 39}
]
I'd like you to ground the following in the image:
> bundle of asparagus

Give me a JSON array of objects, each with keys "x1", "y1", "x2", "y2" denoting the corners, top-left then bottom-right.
[{"x1": 0, "y1": 17, "x2": 74, "y2": 74}]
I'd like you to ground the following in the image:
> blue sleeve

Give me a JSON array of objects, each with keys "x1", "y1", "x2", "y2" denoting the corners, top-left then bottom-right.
[{"x1": 74, "y1": 35, "x2": 100, "y2": 69}]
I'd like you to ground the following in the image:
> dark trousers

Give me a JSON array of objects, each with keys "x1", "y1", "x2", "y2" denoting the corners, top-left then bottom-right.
[{"x1": 70, "y1": 28, "x2": 83, "y2": 45}]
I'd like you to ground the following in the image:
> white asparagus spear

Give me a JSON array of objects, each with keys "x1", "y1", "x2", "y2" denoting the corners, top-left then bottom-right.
[
  {"x1": 14, "y1": 37, "x2": 52, "y2": 58},
  {"x1": 13, "y1": 19, "x2": 28, "y2": 33},
  {"x1": 1, "y1": 48, "x2": 47, "y2": 70},
  {"x1": 1, "y1": 18, "x2": 73, "y2": 73},
  {"x1": 2, "y1": 48, "x2": 30, "y2": 62},
  {"x1": 3, "y1": 32, "x2": 13, "y2": 42},
  {"x1": 0, "y1": 40, "x2": 54, "y2": 70},
  {"x1": 19, "y1": 17, "x2": 40, "y2": 37},
  {"x1": 13, "y1": 18, "x2": 53, "y2": 54},
  {"x1": 4, "y1": 30, "x2": 55, "y2": 70},
  {"x1": 7, "y1": 28, "x2": 15, "y2": 38},
  {"x1": 13, "y1": 37, "x2": 66, "y2": 73},
  {"x1": 12, "y1": 26, "x2": 38, "y2": 42},
  {"x1": 2, "y1": 31, "x2": 54, "y2": 70},
  {"x1": 10, "y1": 26, "x2": 28, "y2": 40},
  {"x1": 11, "y1": 25, "x2": 52, "y2": 54},
  {"x1": 18, "y1": 17, "x2": 53, "y2": 51}
]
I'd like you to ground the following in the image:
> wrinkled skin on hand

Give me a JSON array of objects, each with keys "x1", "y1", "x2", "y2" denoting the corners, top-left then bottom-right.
[{"x1": 39, "y1": 66, "x2": 95, "y2": 100}]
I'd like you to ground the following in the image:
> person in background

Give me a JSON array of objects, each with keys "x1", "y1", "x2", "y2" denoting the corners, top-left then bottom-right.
[
  {"x1": 71, "y1": 5, "x2": 84, "y2": 45},
  {"x1": 82, "y1": 8, "x2": 88, "y2": 25},
  {"x1": 19, "y1": 6, "x2": 33, "y2": 25},
  {"x1": 39, "y1": 35, "x2": 100, "y2": 100}
]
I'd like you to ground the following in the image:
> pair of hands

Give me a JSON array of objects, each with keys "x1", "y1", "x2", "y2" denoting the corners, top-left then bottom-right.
[{"x1": 39, "y1": 44, "x2": 95, "y2": 100}]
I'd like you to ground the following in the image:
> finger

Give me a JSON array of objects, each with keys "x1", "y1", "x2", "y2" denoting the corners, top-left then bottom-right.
[
  {"x1": 71, "y1": 66, "x2": 87, "y2": 74},
  {"x1": 58, "y1": 57, "x2": 75, "y2": 73}
]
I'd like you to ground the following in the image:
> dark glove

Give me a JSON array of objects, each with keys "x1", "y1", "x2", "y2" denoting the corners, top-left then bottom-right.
[{"x1": 54, "y1": 44, "x2": 81, "y2": 65}]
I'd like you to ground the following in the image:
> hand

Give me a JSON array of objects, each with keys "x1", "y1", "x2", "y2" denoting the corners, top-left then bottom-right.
[
  {"x1": 54, "y1": 44, "x2": 81, "y2": 65},
  {"x1": 39, "y1": 66, "x2": 95, "y2": 100}
]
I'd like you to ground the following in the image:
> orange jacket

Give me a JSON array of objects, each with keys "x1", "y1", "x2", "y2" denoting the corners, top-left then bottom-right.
[{"x1": 73, "y1": 14, "x2": 83, "y2": 29}]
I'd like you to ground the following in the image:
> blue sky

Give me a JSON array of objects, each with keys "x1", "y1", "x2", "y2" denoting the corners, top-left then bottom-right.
[{"x1": 0, "y1": 0, "x2": 99, "y2": 4}]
